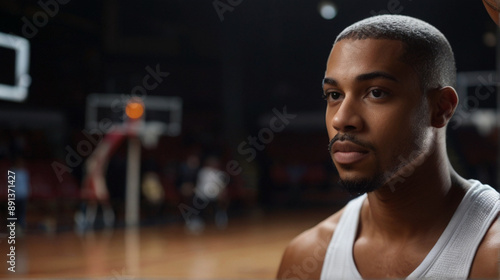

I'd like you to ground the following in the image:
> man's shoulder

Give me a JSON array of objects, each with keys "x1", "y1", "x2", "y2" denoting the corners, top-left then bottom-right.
[
  {"x1": 276, "y1": 207, "x2": 346, "y2": 279},
  {"x1": 470, "y1": 213, "x2": 500, "y2": 279},
  {"x1": 290, "y1": 207, "x2": 345, "y2": 250}
]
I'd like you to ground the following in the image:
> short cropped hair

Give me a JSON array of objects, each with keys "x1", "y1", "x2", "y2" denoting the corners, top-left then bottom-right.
[{"x1": 335, "y1": 15, "x2": 456, "y2": 92}]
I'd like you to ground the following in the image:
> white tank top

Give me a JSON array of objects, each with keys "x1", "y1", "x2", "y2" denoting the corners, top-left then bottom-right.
[{"x1": 320, "y1": 180, "x2": 500, "y2": 279}]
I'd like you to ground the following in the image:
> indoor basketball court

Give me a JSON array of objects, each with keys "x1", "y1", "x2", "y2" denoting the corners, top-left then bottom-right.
[
  {"x1": 4, "y1": 208, "x2": 340, "y2": 279},
  {"x1": 0, "y1": 1, "x2": 498, "y2": 279}
]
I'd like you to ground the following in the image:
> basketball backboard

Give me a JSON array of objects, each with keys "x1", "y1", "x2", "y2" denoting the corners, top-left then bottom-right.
[
  {"x1": 0, "y1": 32, "x2": 30, "y2": 102},
  {"x1": 85, "y1": 93, "x2": 182, "y2": 137}
]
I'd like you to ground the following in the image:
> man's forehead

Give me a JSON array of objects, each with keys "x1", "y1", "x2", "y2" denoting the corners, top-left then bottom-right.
[
  {"x1": 325, "y1": 39, "x2": 412, "y2": 82},
  {"x1": 329, "y1": 38, "x2": 405, "y2": 62}
]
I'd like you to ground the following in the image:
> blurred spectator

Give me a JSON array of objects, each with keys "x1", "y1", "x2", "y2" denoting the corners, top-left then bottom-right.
[
  {"x1": 11, "y1": 157, "x2": 30, "y2": 235},
  {"x1": 141, "y1": 171, "x2": 165, "y2": 221},
  {"x1": 142, "y1": 173, "x2": 164, "y2": 203},
  {"x1": 192, "y1": 156, "x2": 229, "y2": 231},
  {"x1": 176, "y1": 154, "x2": 200, "y2": 212}
]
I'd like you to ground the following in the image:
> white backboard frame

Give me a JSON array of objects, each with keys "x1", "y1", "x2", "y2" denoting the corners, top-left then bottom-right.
[
  {"x1": 86, "y1": 93, "x2": 182, "y2": 137},
  {"x1": 0, "y1": 32, "x2": 31, "y2": 102}
]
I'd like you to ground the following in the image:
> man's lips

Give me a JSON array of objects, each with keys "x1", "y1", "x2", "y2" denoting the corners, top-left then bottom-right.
[{"x1": 332, "y1": 141, "x2": 369, "y2": 165}]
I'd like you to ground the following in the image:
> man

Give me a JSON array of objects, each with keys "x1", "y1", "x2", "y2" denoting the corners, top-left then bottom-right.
[{"x1": 277, "y1": 15, "x2": 500, "y2": 279}]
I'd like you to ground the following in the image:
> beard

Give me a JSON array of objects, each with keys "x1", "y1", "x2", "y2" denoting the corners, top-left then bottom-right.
[
  {"x1": 328, "y1": 134, "x2": 383, "y2": 195},
  {"x1": 335, "y1": 137, "x2": 429, "y2": 196},
  {"x1": 336, "y1": 137, "x2": 430, "y2": 196},
  {"x1": 331, "y1": 128, "x2": 431, "y2": 196},
  {"x1": 338, "y1": 171, "x2": 386, "y2": 196}
]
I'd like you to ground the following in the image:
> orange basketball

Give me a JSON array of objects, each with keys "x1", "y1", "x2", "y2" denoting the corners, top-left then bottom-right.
[
  {"x1": 125, "y1": 101, "x2": 145, "y2": 119},
  {"x1": 483, "y1": 0, "x2": 499, "y2": 25}
]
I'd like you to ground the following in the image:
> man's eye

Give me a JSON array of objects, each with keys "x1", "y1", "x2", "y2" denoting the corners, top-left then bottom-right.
[
  {"x1": 322, "y1": 91, "x2": 342, "y2": 101},
  {"x1": 368, "y1": 89, "x2": 388, "y2": 99}
]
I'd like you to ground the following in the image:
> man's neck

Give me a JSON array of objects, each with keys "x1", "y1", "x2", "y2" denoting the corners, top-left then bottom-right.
[{"x1": 362, "y1": 146, "x2": 468, "y2": 242}]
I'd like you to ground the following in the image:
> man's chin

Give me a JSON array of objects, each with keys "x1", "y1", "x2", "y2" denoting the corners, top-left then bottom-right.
[{"x1": 339, "y1": 176, "x2": 384, "y2": 196}]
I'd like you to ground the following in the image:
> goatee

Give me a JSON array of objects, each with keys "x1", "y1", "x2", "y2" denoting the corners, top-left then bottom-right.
[{"x1": 338, "y1": 173, "x2": 386, "y2": 196}]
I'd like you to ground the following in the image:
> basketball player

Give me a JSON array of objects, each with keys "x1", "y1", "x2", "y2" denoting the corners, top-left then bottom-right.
[
  {"x1": 277, "y1": 15, "x2": 500, "y2": 279},
  {"x1": 79, "y1": 130, "x2": 124, "y2": 230}
]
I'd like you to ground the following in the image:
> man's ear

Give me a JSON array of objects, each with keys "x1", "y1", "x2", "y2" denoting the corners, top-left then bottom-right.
[{"x1": 430, "y1": 86, "x2": 459, "y2": 128}]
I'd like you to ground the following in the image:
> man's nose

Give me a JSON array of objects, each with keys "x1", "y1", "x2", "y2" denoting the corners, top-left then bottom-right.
[{"x1": 329, "y1": 97, "x2": 363, "y2": 133}]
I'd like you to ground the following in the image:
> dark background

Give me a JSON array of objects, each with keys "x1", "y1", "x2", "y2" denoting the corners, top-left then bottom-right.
[{"x1": 0, "y1": 0, "x2": 497, "y2": 229}]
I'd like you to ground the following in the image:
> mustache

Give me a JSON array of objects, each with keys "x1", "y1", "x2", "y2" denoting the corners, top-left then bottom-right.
[{"x1": 328, "y1": 133, "x2": 375, "y2": 153}]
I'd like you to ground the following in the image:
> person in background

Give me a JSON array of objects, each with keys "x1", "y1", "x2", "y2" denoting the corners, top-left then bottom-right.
[
  {"x1": 12, "y1": 157, "x2": 30, "y2": 236},
  {"x1": 192, "y1": 156, "x2": 229, "y2": 231}
]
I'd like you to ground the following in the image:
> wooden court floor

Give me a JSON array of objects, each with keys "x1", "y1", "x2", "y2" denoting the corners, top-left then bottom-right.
[{"x1": 1, "y1": 208, "x2": 336, "y2": 279}]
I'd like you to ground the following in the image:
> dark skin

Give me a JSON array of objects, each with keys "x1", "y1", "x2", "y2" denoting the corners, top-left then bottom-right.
[{"x1": 276, "y1": 39, "x2": 500, "y2": 279}]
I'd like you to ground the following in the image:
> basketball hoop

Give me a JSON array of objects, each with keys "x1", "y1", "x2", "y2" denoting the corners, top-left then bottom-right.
[{"x1": 139, "y1": 121, "x2": 166, "y2": 149}]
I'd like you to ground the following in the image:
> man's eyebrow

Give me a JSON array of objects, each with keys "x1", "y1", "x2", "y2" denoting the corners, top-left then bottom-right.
[
  {"x1": 356, "y1": 71, "x2": 398, "y2": 82},
  {"x1": 322, "y1": 77, "x2": 337, "y2": 87},
  {"x1": 322, "y1": 71, "x2": 399, "y2": 88}
]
